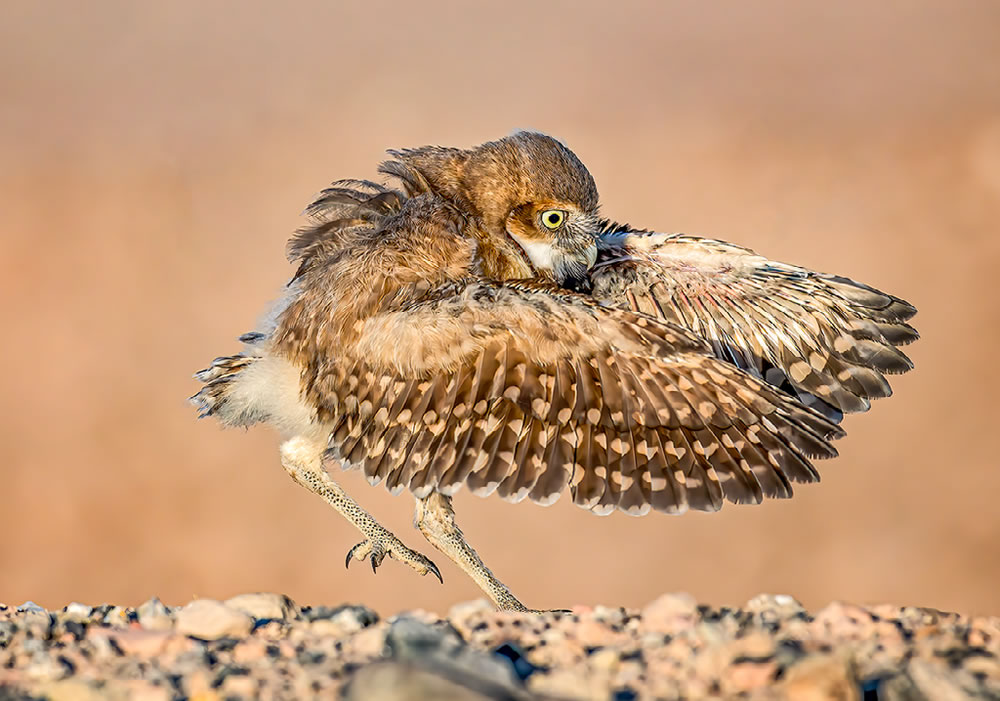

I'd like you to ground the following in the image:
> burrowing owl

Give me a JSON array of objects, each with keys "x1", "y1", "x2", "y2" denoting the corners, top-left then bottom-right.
[{"x1": 192, "y1": 132, "x2": 916, "y2": 611}]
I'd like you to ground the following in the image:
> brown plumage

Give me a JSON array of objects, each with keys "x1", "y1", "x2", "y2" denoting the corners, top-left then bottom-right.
[
  {"x1": 584, "y1": 227, "x2": 917, "y2": 422},
  {"x1": 191, "y1": 131, "x2": 916, "y2": 610}
]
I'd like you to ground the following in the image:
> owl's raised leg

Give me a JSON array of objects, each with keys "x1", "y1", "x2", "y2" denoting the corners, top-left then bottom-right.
[
  {"x1": 414, "y1": 492, "x2": 529, "y2": 612},
  {"x1": 280, "y1": 437, "x2": 441, "y2": 582}
]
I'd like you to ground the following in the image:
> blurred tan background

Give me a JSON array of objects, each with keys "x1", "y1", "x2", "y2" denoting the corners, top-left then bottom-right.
[{"x1": 2, "y1": 1, "x2": 998, "y2": 617}]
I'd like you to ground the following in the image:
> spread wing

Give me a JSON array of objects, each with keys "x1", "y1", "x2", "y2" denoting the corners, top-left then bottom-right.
[
  {"x1": 279, "y1": 197, "x2": 844, "y2": 517},
  {"x1": 585, "y1": 226, "x2": 918, "y2": 421},
  {"x1": 324, "y1": 281, "x2": 844, "y2": 516}
]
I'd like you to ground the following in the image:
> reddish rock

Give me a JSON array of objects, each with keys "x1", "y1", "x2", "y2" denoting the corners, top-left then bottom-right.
[
  {"x1": 774, "y1": 655, "x2": 859, "y2": 701},
  {"x1": 640, "y1": 592, "x2": 699, "y2": 634},
  {"x1": 725, "y1": 659, "x2": 779, "y2": 692},
  {"x1": 175, "y1": 599, "x2": 253, "y2": 640},
  {"x1": 109, "y1": 629, "x2": 175, "y2": 657}
]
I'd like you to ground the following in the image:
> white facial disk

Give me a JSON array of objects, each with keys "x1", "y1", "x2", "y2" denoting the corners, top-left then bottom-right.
[{"x1": 508, "y1": 232, "x2": 555, "y2": 273}]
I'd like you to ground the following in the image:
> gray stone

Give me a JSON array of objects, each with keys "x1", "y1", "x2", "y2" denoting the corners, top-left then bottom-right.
[
  {"x1": 386, "y1": 617, "x2": 520, "y2": 690},
  {"x1": 136, "y1": 596, "x2": 174, "y2": 631},
  {"x1": 343, "y1": 661, "x2": 539, "y2": 700},
  {"x1": 17, "y1": 602, "x2": 51, "y2": 635},
  {"x1": 302, "y1": 603, "x2": 378, "y2": 626}
]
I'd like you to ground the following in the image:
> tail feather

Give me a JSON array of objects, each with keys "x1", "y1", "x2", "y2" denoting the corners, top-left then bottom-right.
[{"x1": 190, "y1": 354, "x2": 263, "y2": 426}]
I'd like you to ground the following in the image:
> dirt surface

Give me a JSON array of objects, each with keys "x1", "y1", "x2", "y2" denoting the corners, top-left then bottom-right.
[{"x1": 1, "y1": 593, "x2": 997, "y2": 700}]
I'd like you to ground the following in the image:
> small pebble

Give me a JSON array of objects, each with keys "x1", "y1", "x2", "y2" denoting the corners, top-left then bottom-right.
[
  {"x1": 62, "y1": 602, "x2": 93, "y2": 621},
  {"x1": 110, "y1": 629, "x2": 174, "y2": 657},
  {"x1": 225, "y1": 592, "x2": 298, "y2": 621},
  {"x1": 745, "y1": 593, "x2": 806, "y2": 618},
  {"x1": 102, "y1": 606, "x2": 133, "y2": 628},
  {"x1": 136, "y1": 596, "x2": 174, "y2": 631},
  {"x1": 303, "y1": 603, "x2": 378, "y2": 625},
  {"x1": 174, "y1": 598, "x2": 253, "y2": 640},
  {"x1": 640, "y1": 592, "x2": 699, "y2": 634},
  {"x1": 0, "y1": 593, "x2": 995, "y2": 699}
]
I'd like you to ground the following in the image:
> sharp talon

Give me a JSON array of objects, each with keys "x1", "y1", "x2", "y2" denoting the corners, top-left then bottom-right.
[
  {"x1": 345, "y1": 541, "x2": 367, "y2": 569},
  {"x1": 343, "y1": 536, "x2": 437, "y2": 582},
  {"x1": 428, "y1": 561, "x2": 443, "y2": 584}
]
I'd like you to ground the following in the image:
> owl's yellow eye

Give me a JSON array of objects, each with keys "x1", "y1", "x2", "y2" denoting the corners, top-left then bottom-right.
[{"x1": 540, "y1": 209, "x2": 566, "y2": 230}]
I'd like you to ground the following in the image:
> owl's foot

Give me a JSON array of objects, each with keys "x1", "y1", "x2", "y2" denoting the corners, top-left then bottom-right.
[
  {"x1": 487, "y1": 599, "x2": 575, "y2": 614},
  {"x1": 415, "y1": 492, "x2": 539, "y2": 611},
  {"x1": 279, "y1": 437, "x2": 443, "y2": 584},
  {"x1": 346, "y1": 534, "x2": 443, "y2": 583}
]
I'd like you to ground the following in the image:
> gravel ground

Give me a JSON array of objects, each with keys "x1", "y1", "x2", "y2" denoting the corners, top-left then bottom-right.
[{"x1": 0, "y1": 593, "x2": 997, "y2": 700}]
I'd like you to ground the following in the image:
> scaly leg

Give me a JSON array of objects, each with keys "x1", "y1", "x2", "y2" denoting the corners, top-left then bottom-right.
[
  {"x1": 280, "y1": 437, "x2": 441, "y2": 582},
  {"x1": 414, "y1": 492, "x2": 529, "y2": 612}
]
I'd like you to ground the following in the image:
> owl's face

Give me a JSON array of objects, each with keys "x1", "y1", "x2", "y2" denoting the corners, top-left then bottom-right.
[
  {"x1": 385, "y1": 131, "x2": 604, "y2": 283},
  {"x1": 504, "y1": 200, "x2": 600, "y2": 284},
  {"x1": 462, "y1": 131, "x2": 601, "y2": 284}
]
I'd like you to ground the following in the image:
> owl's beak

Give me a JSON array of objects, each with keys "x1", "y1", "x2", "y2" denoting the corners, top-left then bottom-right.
[
  {"x1": 552, "y1": 241, "x2": 598, "y2": 286},
  {"x1": 508, "y1": 217, "x2": 599, "y2": 285}
]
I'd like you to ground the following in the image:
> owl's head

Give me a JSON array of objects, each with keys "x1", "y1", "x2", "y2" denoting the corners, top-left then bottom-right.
[{"x1": 382, "y1": 131, "x2": 601, "y2": 284}]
